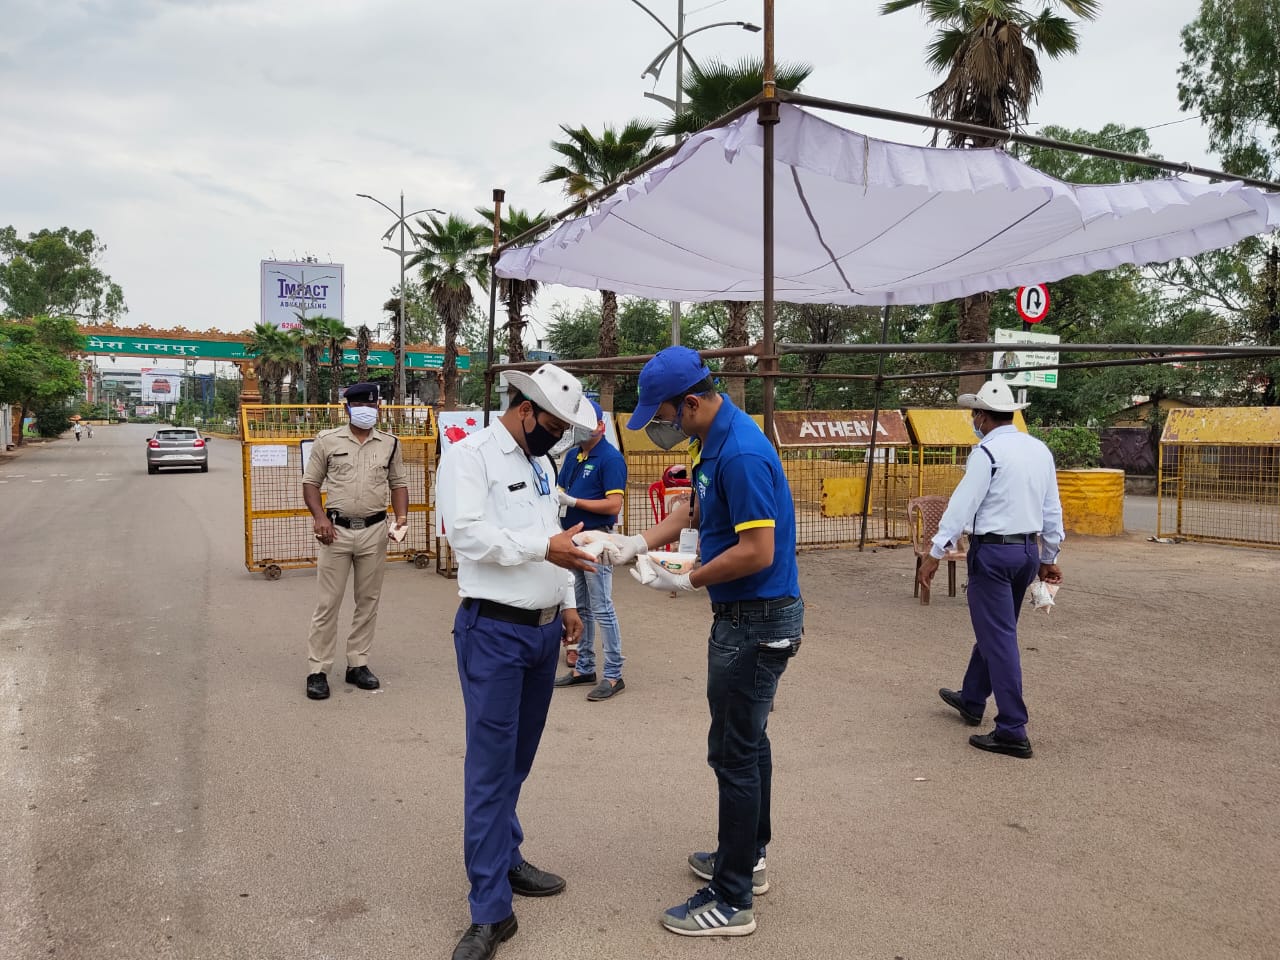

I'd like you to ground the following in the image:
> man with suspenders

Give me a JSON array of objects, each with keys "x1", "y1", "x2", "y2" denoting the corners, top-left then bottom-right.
[{"x1": 918, "y1": 379, "x2": 1065, "y2": 759}]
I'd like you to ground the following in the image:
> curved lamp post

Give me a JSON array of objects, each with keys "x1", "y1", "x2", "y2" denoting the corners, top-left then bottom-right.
[
  {"x1": 624, "y1": 0, "x2": 759, "y2": 343},
  {"x1": 356, "y1": 192, "x2": 444, "y2": 404}
]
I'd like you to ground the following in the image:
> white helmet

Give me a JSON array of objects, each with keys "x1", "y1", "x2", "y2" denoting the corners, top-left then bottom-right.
[
  {"x1": 504, "y1": 364, "x2": 599, "y2": 430},
  {"x1": 957, "y1": 378, "x2": 1029, "y2": 412}
]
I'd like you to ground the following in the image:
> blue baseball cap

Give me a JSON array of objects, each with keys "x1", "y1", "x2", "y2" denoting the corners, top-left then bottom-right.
[
  {"x1": 586, "y1": 397, "x2": 603, "y2": 423},
  {"x1": 626, "y1": 346, "x2": 713, "y2": 430}
]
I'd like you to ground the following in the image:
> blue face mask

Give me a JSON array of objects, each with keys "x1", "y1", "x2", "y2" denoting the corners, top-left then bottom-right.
[{"x1": 972, "y1": 415, "x2": 985, "y2": 440}]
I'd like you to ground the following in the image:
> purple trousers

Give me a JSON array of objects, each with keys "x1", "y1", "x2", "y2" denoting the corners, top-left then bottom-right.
[{"x1": 959, "y1": 539, "x2": 1039, "y2": 740}]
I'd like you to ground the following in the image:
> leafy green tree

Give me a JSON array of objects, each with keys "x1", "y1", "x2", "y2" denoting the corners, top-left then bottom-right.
[
  {"x1": 880, "y1": 0, "x2": 1101, "y2": 393},
  {"x1": 655, "y1": 57, "x2": 813, "y2": 407},
  {"x1": 0, "y1": 315, "x2": 86, "y2": 444},
  {"x1": 476, "y1": 206, "x2": 548, "y2": 364},
  {"x1": 408, "y1": 213, "x2": 489, "y2": 410},
  {"x1": 546, "y1": 297, "x2": 718, "y2": 412},
  {"x1": 1178, "y1": 0, "x2": 1280, "y2": 180},
  {"x1": 0, "y1": 227, "x2": 126, "y2": 321},
  {"x1": 541, "y1": 121, "x2": 664, "y2": 410}
]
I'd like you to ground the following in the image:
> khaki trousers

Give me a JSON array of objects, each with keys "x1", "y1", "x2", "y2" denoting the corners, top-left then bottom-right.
[{"x1": 306, "y1": 523, "x2": 388, "y2": 674}]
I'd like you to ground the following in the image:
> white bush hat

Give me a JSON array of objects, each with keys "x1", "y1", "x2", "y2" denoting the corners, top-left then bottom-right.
[
  {"x1": 506, "y1": 364, "x2": 599, "y2": 430},
  {"x1": 957, "y1": 378, "x2": 1029, "y2": 412}
]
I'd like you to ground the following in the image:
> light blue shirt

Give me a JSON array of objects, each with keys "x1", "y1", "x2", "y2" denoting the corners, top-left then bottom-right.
[{"x1": 931, "y1": 424, "x2": 1065, "y2": 563}]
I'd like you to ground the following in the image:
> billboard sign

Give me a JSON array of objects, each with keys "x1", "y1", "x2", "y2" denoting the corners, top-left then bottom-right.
[
  {"x1": 141, "y1": 368, "x2": 183, "y2": 402},
  {"x1": 993, "y1": 328, "x2": 1060, "y2": 389},
  {"x1": 260, "y1": 260, "x2": 344, "y2": 331}
]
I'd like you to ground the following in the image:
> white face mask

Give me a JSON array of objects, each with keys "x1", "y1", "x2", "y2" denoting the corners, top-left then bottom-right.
[{"x1": 349, "y1": 406, "x2": 378, "y2": 430}]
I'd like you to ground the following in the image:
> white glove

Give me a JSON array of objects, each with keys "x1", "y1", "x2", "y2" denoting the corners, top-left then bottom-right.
[
  {"x1": 555, "y1": 489, "x2": 577, "y2": 508},
  {"x1": 632, "y1": 556, "x2": 697, "y2": 592},
  {"x1": 598, "y1": 532, "x2": 648, "y2": 565}
]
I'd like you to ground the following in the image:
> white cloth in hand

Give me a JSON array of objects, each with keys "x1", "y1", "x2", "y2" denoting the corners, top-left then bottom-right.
[
  {"x1": 596, "y1": 532, "x2": 648, "y2": 565},
  {"x1": 1029, "y1": 579, "x2": 1059, "y2": 612},
  {"x1": 555, "y1": 489, "x2": 577, "y2": 508},
  {"x1": 632, "y1": 554, "x2": 696, "y2": 592}
]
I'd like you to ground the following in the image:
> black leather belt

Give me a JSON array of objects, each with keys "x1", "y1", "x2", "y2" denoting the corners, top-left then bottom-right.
[
  {"x1": 463, "y1": 597, "x2": 561, "y2": 627},
  {"x1": 975, "y1": 532, "x2": 1037, "y2": 544},
  {"x1": 327, "y1": 509, "x2": 387, "y2": 530},
  {"x1": 711, "y1": 596, "x2": 800, "y2": 617}
]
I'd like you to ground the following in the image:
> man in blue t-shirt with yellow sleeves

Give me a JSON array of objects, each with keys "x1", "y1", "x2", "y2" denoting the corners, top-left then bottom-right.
[
  {"x1": 553, "y1": 398, "x2": 629, "y2": 702},
  {"x1": 600, "y1": 347, "x2": 802, "y2": 938}
]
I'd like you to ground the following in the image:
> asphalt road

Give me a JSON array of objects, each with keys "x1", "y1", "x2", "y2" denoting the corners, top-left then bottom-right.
[{"x1": 2, "y1": 424, "x2": 1277, "y2": 960}]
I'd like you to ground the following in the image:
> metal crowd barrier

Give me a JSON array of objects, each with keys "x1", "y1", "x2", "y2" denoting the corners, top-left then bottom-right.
[{"x1": 240, "y1": 404, "x2": 438, "y2": 578}]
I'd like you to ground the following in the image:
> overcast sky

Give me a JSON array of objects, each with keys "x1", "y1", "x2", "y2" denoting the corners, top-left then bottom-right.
[{"x1": 2, "y1": 0, "x2": 1215, "y2": 358}]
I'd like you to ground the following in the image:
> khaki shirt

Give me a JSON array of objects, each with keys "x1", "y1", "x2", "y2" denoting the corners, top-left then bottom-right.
[{"x1": 303, "y1": 425, "x2": 408, "y2": 517}]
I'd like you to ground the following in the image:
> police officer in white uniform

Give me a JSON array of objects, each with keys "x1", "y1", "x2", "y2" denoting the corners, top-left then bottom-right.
[
  {"x1": 302, "y1": 382, "x2": 409, "y2": 700},
  {"x1": 435, "y1": 364, "x2": 598, "y2": 960},
  {"x1": 919, "y1": 379, "x2": 1064, "y2": 759}
]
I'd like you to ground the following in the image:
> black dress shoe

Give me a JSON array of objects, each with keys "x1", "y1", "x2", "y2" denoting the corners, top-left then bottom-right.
[
  {"x1": 939, "y1": 688, "x2": 981, "y2": 726},
  {"x1": 553, "y1": 670, "x2": 597, "y2": 687},
  {"x1": 969, "y1": 730, "x2": 1033, "y2": 759},
  {"x1": 345, "y1": 665, "x2": 380, "y2": 690},
  {"x1": 306, "y1": 673, "x2": 329, "y2": 700},
  {"x1": 452, "y1": 914, "x2": 517, "y2": 960},
  {"x1": 507, "y1": 860, "x2": 566, "y2": 897}
]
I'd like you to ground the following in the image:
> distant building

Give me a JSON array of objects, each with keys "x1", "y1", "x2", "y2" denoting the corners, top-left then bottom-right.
[{"x1": 101, "y1": 370, "x2": 143, "y2": 400}]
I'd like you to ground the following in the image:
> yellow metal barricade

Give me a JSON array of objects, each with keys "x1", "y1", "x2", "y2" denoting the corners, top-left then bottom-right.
[
  {"x1": 240, "y1": 404, "x2": 438, "y2": 578},
  {"x1": 1158, "y1": 407, "x2": 1280, "y2": 548}
]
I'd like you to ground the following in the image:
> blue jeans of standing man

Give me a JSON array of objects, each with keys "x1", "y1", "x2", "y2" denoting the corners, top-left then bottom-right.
[
  {"x1": 705, "y1": 596, "x2": 803, "y2": 909},
  {"x1": 572, "y1": 566, "x2": 624, "y2": 681}
]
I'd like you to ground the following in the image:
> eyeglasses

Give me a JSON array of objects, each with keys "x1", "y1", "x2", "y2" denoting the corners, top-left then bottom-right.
[{"x1": 530, "y1": 458, "x2": 550, "y2": 496}]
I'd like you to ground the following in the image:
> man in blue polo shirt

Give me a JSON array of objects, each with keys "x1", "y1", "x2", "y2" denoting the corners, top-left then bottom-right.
[
  {"x1": 601, "y1": 346, "x2": 802, "y2": 938},
  {"x1": 553, "y1": 398, "x2": 629, "y2": 701}
]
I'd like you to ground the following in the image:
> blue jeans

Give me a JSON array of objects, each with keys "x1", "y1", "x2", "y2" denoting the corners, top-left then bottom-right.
[
  {"x1": 706, "y1": 596, "x2": 803, "y2": 909},
  {"x1": 962, "y1": 540, "x2": 1039, "y2": 740},
  {"x1": 572, "y1": 566, "x2": 624, "y2": 681}
]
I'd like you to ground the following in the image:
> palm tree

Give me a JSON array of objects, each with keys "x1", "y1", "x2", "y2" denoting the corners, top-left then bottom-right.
[
  {"x1": 408, "y1": 213, "x2": 489, "y2": 410},
  {"x1": 312, "y1": 316, "x2": 354, "y2": 402},
  {"x1": 289, "y1": 313, "x2": 328, "y2": 404},
  {"x1": 381, "y1": 297, "x2": 404, "y2": 404},
  {"x1": 660, "y1": 57, "x2": 813, "y2": 408},
  {"x1": 476, "y1": 205, "x2": 548, "y2": 364},
  {"x1": 881, "y1": 0, "x2": 1100, "y2": 392},
  {"x1": 542, "y1": 121, "x2": 663, "y2": 411},
  {"x1": 355, "y1": 324, "x2": 372, "y2": 381},
  {"x1": 245, "y1": 323, "x2": 297, "y2": 404}
]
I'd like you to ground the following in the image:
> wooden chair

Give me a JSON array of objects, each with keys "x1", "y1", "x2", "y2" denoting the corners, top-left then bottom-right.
[{"x1": 907, "y1": 495, "x2": 967, "y2": 602}]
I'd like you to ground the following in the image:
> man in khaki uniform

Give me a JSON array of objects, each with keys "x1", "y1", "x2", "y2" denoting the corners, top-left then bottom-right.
[{"x1": 302, "y1": 382, "x2": 409, "y2": 700}]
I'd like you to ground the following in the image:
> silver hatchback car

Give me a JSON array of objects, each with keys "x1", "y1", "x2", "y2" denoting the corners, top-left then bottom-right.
[{"x1": 147, "y1": 427, "x2": 209, "y2": 474}]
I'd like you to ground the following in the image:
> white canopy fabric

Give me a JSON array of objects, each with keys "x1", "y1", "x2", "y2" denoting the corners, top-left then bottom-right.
[{"x1": 497, "y1": 104, "x2": 1280, "y2": 306}]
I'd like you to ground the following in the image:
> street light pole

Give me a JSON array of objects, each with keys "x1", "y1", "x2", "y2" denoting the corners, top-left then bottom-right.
[
  {"x1": 356, "y1": 192, "x2": 444, "y2": 405},
  {"x1": 627, "y1": 2, "x2": 760, "y2": 346}
]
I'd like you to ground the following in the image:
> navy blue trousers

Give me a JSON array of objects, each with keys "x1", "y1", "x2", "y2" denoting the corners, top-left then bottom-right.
[
  {"x1": 960, "y1": 540, "x2": 1039, "y2": 741},
  {"x1": 453, "y1": 602, "x2": 561, "y2": 924}
]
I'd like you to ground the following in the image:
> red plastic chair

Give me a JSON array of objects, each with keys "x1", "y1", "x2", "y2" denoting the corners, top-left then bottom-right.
[{"x1": 648, "y1": 469, "x2": 693, "y2": 550}]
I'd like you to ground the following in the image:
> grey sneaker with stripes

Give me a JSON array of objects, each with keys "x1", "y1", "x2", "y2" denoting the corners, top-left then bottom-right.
[
  {"x1": 687, "y1": 851, "x2": 769, "y2": 895},
  {"x1": 661, "y1": 886, "x2": 756, "y2": 937}
]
